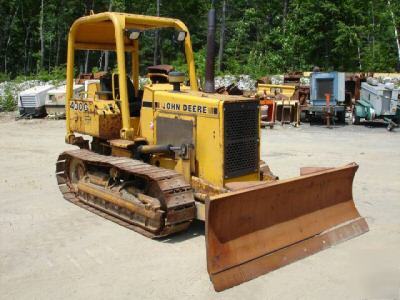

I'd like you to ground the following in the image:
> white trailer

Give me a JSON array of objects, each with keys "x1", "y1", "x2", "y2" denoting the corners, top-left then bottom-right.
[
  {"x1": 353, "y1": 81, "x2": 400, "y2": 131},
  {"x1": 18, "y1": 85, "x2": 54, "y2": 117},
  {"x1": 45, "y1": 84, "x2": 84, "y2": 117}
]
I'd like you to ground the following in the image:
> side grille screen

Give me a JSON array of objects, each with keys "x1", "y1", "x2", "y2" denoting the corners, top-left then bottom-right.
[
  {"x1": 224, "y1": 101, "x2": 259, "y2": 178},
  {"x1": 20, "y1": 96, "x2": 37, "y2": 108}
]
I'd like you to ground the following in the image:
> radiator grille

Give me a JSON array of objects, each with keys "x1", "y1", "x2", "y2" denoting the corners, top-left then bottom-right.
[
  {"x1": 382, "y1": 90, "x2": 392, "y2": 114},
  {"x1": 224, "y1": 101, "x2": 259, "y2": 178},
  {"x1": 20, "y1": 96, "x2": 37, "y2": 108}
]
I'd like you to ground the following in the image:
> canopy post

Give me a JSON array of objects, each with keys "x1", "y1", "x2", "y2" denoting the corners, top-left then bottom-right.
[
  {"x1": 65, "y1": 29, "x2": 76, "y2": 142},
  {"x1": 111, "y1": 15, "x2": 133, "y2": 139},
  {"x1": 132, "y1": 40, "x2": 139, "y2": 97}
]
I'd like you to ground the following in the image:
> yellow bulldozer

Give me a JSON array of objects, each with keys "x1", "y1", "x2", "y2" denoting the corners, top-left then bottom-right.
[{"x1": 56, "y1": 11, "x2": 368, "y2": 291}]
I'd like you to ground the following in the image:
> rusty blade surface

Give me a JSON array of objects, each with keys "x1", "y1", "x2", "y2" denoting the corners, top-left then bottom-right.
[
  {"x1": 300, "y1": 166, "x2": 333, "y2": 176},
  {"x1": 210, "y1": 218, "x2": 368, "y2": 292},
  {"x1": 205, "y1": 163, "x2": 369, "y2": 291}
]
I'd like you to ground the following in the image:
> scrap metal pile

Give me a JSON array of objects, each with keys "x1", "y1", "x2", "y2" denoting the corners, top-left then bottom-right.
[{"x1": 214, "y1": 75, "x2": 256, "y2": 95}]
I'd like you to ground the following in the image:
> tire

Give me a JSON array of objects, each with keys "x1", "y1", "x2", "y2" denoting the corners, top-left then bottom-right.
[
  {"x1": 337, "y1": 111, "x2": 346, "y2": 124},
  {"x1": 352, "y1": 111, "x2": 360, "y2": 125}
]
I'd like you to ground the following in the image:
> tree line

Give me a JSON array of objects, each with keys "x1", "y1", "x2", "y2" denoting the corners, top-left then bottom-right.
[{"x1": 0, "y1": 0, "x2": 399, "y2": 81}]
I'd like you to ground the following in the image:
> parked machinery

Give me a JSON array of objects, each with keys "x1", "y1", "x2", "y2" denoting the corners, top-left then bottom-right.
[
  {"x1": 353, "y1": 78, "x2": 400, "y2": 131},
  {"x1": 45, "y1": 84, "x2": 84, "y2": 118},
  {"x1": 308, "y1": 72, "x2": 346, "y2": 123},
  {"x1": 18, "y1": 84, "x2": 54, "y2": 117},
  {"x1": 256, "y1": 84, "x2": 300, "y2": 126},
  {"x1": 56, "y1": 12, "x2": 368, "y2": 291}
]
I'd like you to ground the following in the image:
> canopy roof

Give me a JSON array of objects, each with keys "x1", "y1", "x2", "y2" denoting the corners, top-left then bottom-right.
[
  {"x1": 70, "y1": 12, "x2": 189, "y2": 51},
  {"x1": 65, "y1": 12, "x2": 198, "y2": 135}
]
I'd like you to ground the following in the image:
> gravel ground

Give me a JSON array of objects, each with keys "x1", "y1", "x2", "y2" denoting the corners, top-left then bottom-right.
[{"x1": 0, "y1": 114, "x2": 399, "y2": 299}]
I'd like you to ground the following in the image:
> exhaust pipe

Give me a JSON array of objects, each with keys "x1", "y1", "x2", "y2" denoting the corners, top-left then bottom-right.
[{"x1": 204, "y1": 2, "x2": 216, "y2": 93}]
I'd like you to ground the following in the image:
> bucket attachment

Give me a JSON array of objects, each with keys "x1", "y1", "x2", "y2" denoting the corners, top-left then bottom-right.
[{"x1": 205, "y1": 163, "x2": 368, "y2": 291}]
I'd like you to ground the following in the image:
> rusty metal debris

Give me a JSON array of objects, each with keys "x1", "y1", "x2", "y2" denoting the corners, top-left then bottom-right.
[
  {"x1": 215, "y1": 83, "x2": 243, "y2": 95},
  {"x1": 293, "y1": 85, "x2": 310, "y2": 105},
  {"x1": 75, "y1": 72, "x2": 107, "y2": 84},
  {"x1": 284, "y1": 72, "x2": 303, "y2": 85}
]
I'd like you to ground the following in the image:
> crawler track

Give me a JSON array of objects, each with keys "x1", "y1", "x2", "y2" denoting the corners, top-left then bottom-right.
[{"x1": 56, "y1": 149, "x2": 196, "y2": 238}]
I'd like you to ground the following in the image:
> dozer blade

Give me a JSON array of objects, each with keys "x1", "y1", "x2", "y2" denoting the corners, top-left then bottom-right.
[{"x1": 205, "y1": 163, "x2": 368, "y2": 291}]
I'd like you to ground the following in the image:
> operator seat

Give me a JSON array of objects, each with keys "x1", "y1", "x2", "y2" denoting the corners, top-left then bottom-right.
[
  {"x1": 98, "y1": 73, "x2": 113, "y2": 98},
  {"x1": 111, "y1": 74, "x2": 141, "y2": 117}
]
